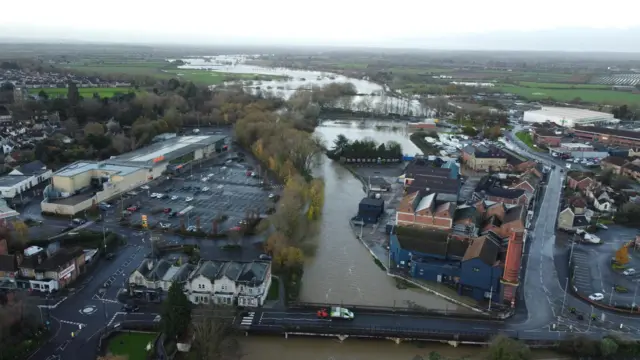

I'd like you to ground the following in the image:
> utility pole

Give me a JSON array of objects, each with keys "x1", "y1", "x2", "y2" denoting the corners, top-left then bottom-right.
[
  {"x1": 587, "y1": 305, "x2": 594, "y2": 332},
  {"x1": 632, "y1": 283, "x2": 638, "y2": 314},
  {"x1": 561, "y1": 276, "x2": 569, "y2": 315},
  {"x1": 609, "y1": 286, "x2": 615, "y2": 306},
  {"x1": 102, "y1": 223, "x2": 107, "y2": 252},
  {"x1": 568, "y1": 235, "x2": 576, "y2": 267},
  {"x1": 488, "y1": 286, "x2": 493, "y2": 311}
]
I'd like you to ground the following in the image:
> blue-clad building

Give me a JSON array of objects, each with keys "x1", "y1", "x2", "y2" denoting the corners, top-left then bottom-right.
[{"x1": 390, "y1": 227, "x2": 503, "y2": 302}]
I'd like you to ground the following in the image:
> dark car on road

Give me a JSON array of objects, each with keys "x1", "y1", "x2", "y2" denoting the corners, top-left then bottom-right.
[
  {"x1": 105, "y1": 253, "x2": 115, "y2": 260},
  {"x1": 122, "y1": 303, "x2": 139, "y2": 313}
]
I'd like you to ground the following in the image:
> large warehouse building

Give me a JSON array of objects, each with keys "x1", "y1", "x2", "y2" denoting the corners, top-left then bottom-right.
[
  {"x1": 523, "y1": 107, "x2": 616, "y2": 128},
  {"x1": 41, "y1": 135, "x2": 228, "y2": 215}
]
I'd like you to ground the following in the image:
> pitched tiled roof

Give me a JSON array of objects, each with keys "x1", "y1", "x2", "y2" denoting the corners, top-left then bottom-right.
[
  {"x1": 574, "y1": 126, "x2": 640, "y2": 140},
  {"x1": 462, "y1": 236, "x2": 501, "y2": 266}
]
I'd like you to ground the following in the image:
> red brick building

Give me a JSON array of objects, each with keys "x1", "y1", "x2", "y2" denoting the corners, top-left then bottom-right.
[
  {"x1": 396, "y1": 191, "x2": 456, "y2": 230},
  {"x1": 533, "y1": 128, "x2": 562, "y2": 147},
  {"x1": 566, "y1": 172, "x2": 595, "y2": 191}
]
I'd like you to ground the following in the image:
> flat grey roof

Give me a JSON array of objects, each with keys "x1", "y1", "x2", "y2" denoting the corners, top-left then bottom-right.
[
  {"x1": 0, "y1": 175, "x2": 30, "y2": 187},
  {"x1": 55, "y1": 161, "x2": 142, "y2": 178},
  {"x1": 109, "y1": 135, "x2": 227, "y2": 165},
  {"x1": 49, "y1": 192, "x2": 94, "y2": 206}
]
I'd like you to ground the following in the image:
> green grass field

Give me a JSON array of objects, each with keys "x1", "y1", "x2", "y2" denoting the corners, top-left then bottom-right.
[
  {"x1": 515, "y1": 82, "x2": 611, "y2": 89},
  {"x1": 28, "y1": 87, "x2": 137, "y2": 97},
  {"x1": 499, "y1": 84, "x2": 640, "y2": 105},
  {"x1": 515, "y1": 131, "x2": 545, "y2": 152},
  {"x1": 107, "y1": 332, "x2": 156, "y2": 360}
]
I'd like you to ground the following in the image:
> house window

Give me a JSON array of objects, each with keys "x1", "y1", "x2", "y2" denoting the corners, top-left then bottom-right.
[{"x1": 473, "y1": 267, "x2": 480, "y2": 272}]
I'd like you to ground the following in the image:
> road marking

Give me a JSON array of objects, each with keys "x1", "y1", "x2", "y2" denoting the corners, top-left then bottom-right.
[
  {"x1": 38, "y1": 297, "x2": 68, "y2": 309},
  {"x1": 59, "y1": 320, "x2": 87, "y2": 327}
]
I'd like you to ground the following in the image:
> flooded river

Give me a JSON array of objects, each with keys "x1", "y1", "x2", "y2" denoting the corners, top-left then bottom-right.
[
  {"x1": 301, "y1": 121, "x2": 460, "y2": 310},
  {"x1": 179, "y1": 56, "x2": 456, "y2": 309},
  {"x1": 239, "y1": 336, "x2": 564, "y2": 360}
]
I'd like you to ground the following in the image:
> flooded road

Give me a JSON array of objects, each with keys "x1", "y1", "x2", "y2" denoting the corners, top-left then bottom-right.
[
  {"x1": 239, "y1": 336, "x2": 564, "y2": 360},
  {"x1": 302, "y1": 122, "x2": 458, "y2": 310}
]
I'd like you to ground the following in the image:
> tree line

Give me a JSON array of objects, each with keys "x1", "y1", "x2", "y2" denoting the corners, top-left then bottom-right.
[{"x1": 328, "y1": 134, "x2": 403, "y2": 161}]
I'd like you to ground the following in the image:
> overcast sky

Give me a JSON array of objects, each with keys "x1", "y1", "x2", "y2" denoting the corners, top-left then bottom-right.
[{"x1": 3, "y1": 0, "x2": 640, "y2": 50}]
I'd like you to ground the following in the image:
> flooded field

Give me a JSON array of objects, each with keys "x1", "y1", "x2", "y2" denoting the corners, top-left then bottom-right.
[{"x1": 176, "y1": 55, "x2": 429, "y2": 115}]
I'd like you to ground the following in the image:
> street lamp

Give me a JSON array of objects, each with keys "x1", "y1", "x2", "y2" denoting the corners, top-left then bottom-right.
[{"x1": 609, "y1": 286, "x2": 615, "y2": 306}]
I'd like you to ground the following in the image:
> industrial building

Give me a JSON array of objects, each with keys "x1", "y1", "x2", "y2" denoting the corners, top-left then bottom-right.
[
  {"x1": 572, "y1": 126, "x2": 640, "y2": 148},
  {"x1": 389, "y1": 227, "x2": 526, "y2": 305},
  {"x1": 523, "y1": 107, "x2": 616, "y2": 128},
  {"x1": 41, "y1": 135, "x2": 228, "y2": 215}
]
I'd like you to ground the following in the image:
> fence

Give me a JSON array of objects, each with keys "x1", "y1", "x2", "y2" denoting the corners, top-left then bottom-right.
[{"x1": 287, "y1": 302, "x2": 501, "y2": 320}]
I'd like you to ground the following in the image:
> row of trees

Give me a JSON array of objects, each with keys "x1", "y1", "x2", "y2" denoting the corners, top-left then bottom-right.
[{"x1": 329, "y1": 134, "x2": 403, "y2": 160}]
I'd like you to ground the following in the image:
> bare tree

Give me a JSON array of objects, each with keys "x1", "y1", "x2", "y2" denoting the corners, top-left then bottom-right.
[{"x1": 192, "y1": 305, "x2": 243, "y2": 360}]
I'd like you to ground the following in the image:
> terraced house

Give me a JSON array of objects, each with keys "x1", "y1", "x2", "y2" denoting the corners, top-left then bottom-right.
[{"x1": 184, "y1": 259, "x2": 272, "y2": 307}]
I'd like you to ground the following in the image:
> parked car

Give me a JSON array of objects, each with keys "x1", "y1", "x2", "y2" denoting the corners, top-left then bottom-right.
[
  {"x1": 159, "y1": 222, "x2": 172, "y2": 229},
  {"x1": 589, "y1": 293, "x2": 604, "y2": 301},
  {"x1": 72, "y1": 218, "x2": 86, "y2": 225},
  {"x1": 202, "y1": 187, "x2": 210, "y2": 192},
  {"x1": 259, "y1": 254, "x2": 272, "y2": 261},
  {"x1": 185, "y1": 197, "x2": 194, "y2": 202},
  {"x1": 140, "y1": 185, "x2": 150, "y2": 190},
  {"x1": 105, "y1": 253, "x2": 115, "y2": 260},
  {"x1": 127, "y1": 206, "x2": 139, "y2": 212},
  {"x1": 187, "y1": 225, "x2": 198, "y2": 232},
  {"x1": 163, "y1": 208, "x2": 172, "y2": 214},
  {"x1": 171, "y1": 195, "x2": 179, "y2": 201}
]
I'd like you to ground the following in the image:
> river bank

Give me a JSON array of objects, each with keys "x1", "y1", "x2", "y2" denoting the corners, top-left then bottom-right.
[{"x1": 239, "y1": 336, "x2": 569, "y2": 360}]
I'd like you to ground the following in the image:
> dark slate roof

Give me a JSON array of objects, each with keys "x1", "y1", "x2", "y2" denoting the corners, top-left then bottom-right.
[
  {"x1": 0, "y1": 254, "x2": 16, "y2": 272},
  {"x1": 573, "y1": 215, "x2": 589, "y2": 227},
  {"x1": 193, "y1": 260, "x2": 225, "y2": 281},
  {"x1": 535, "y1": 129, "x2": 561, "y2": 137},
  {"x1": 463, "y1": 236, "x2": 501, "y2": 267},
  {"x1": 0, "y1": 106, "x2": 9, "y2": 116},
  {"x1": 503, "y1": 206, "x2": 525, "y2": 224},
  {"x1": 395, "y1": 228, "x2": 450, "y2": 256},
  {"x1": 15, "y1": 160, "x2": 47, "y2": 176},
  {"x1": 475, "y1": 176, "x2": 525, "y2": 199},
  {"x1": 221, "y1": 261, "x2": 245, "y2": 281},
  {"x1": 237, "y1": 261, "x2": 270, "y2": 284},
  {"x1": 37, "y1": 248, "x2": 83, "y2": 272},
  {"x1": 604, "y1": 156, "x2": 627, "y2": 167},
  {"x1": 360, "y1": 197, "x2": 384, "y2": 207},
  {"x1": 407, "y1": 175, "x2": 460, "y2": 197},
  {"x1": 453, "y1": 206, "x2": 480, "y2": 224}
]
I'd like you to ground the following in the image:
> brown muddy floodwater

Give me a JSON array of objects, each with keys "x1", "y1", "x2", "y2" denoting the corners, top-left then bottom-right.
[
  {"x1": 239, "y1": 336, "x2": 565, "y2": 360},
  {"x1": 301, "y1": 155, "x2": 460, "y2": 311}
]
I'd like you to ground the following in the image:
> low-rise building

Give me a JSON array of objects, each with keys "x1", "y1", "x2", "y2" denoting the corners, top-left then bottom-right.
[
  {"x1": 572, "y1": 125, "x2": 640, "y2": 148},
  {"x1": 0, "y1": 160, "x2": 52, "y2": 199},
  {"x1": 533, "y1": 128, "x2": 562, "y2": 147},
  {"x1": 16, "y1": 246, "x2": 85, "y2": 293},
  {"x1": 462, "y1": 145, "x2": 507, "y2": 171},
  {"x1": 396, "y1": 191, "x2": 456, "y2": 230},
  {"x1": 41, "y1": 135, "x2": 229, "y2": 215},
  {"x1": 566, "y1": 172, "x2": 596, "y2": 191},
  {"x1": 184, "y1": 260, "x2": 272, "y2": 307},
  {"x1": 557, "y1": 197, "x2": 590, "y2": 231},
  {"x1": 473, "y1": 176, "x2": 529, "y2": 206}
]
